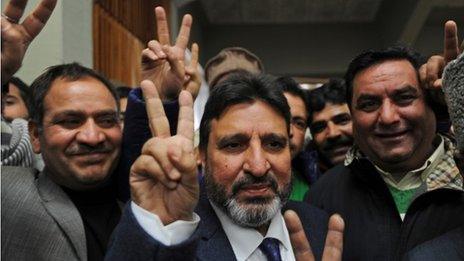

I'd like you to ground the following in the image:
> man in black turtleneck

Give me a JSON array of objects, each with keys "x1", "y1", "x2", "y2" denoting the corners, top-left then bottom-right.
[
  {"x1": 2, "y1": 63, "x2": 122, "y2": 261},
  {"x1": 1, "y1": 1, "x2": 122, "y2": 260}
]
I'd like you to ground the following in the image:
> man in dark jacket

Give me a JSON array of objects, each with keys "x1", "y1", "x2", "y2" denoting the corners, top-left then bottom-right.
[
  {"x1": 107, "y1": 71, "x2": 346, "y2": 261},
  {"x1": 108, "y1": 7, "x2": 345, "y2": 261},
  {"x1": 308, "y1": 40, "x2": 464, "y2": 259}
]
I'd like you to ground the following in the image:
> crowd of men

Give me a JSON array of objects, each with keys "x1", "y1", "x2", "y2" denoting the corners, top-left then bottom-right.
[{"x1": 1, "y1": 0, "x2": 463, "y2": 260}]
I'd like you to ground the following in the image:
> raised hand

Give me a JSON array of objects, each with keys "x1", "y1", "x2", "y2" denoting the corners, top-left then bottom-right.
[
  {"x1": 1, "y1": 0, "x2": 57, "y2": 85},
  {"x1": 141, "y1": 7, "x2": 201, "y2": 101},
  {"x1": 284, "y1": 210, "x2": 344, "y2": 261},
  {"x1": 130, "y1": 79, "x2": 199, "y2": 225},
  {"x1": 420, "y1": 20, "x2": 463, "y2": 91}
]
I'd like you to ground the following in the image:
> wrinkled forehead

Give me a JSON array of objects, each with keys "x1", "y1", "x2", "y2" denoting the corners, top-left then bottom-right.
[
  {"x1": 352, "y1": 60, "x2": 420, "y2": 96},
  {"x1": 44, "y1": 77, "x2": 118, "y2": 113},
  {"x1": 212, "y1": 101, "x2": 288, "y2": 137}
]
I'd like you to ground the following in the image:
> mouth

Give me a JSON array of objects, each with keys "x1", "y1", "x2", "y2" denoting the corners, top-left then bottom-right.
[
  {"x1": 329, "y1": 145, "x2": 351, "y2": 155},
  {"x1": 71, "y1": 152, "x2": 110, "y2": 163},
  {"x1": 375, "y1": 129, "x2": 409, "y2": 141},
  {"x1": 238, "y1": 183, "x2": 273, "y2": 197}
]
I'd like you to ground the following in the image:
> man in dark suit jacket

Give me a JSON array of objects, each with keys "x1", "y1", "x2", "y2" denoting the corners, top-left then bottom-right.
[
  {"x1": 107, "y1": 187, "x2": 330, "y2": 261},
  {"x1": 106, "y1": 63, "x2": 343, "y2": 260}
]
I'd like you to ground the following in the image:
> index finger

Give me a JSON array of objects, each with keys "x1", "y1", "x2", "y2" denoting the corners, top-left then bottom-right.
[
  {"x1": 174, "y1": 14, "x2": 192, "y2": 50},
  {"x1": 176, "y1": 90, "x2": 194, "y2": 145},
  {"x1": 284, "y1": 210, "x2": 315, "y2": 261},
  {"x1": 155, "y1": 6, "x2": 171, "y2": 45},
  {"x1": 3, "y1": 0, "x2": 28, "y2": 23},
  {"x1": 444, "y1": 20, "x2": 459, "y2": 64},
  {"x1": 141, "y1": 80, "x2": 171, "y2": 138},
  {"x1": 190, "y1": 43, "x2": 199, "y2": 68},
  {"x1": 20, "y1": 0, "x2": 57, "y2": 40}
]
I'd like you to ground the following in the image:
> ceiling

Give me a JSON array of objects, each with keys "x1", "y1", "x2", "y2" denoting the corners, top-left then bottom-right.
[
  {"x1": 174, "y1": 0, "x2": 464, "y2": 78},
  {"x1": 199, "y1": 0, "x2": 383, "y2": 24}
]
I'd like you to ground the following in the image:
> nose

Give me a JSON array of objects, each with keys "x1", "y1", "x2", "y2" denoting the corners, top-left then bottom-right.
[
  {"x1": 289, "y1": 125, "x2": 296, "y2": 141},
  {"x1": 379, "y1": 100, "x2": 400, "y2": 125},
  {"x1": 327, "y1": 121, "x2": 341, "y2": 139},
  {"x1": 75, "y1": 119, "x2": 106, "y2": 146},
  {"x1": 243, "y1": 143, "x2": 271, "y2": 177}
]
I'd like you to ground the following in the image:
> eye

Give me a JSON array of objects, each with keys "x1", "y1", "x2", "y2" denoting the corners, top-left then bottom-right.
[
  {"x1": 310, "y1": 121, "x2": 327, "y2": 134},
  {"x1": 55, "y1": 118, "x2": 83, "y2": 129},
  {"x1": 292, "y1": 119, "x2": 307, "y2": 130},
  {"x1": 221, "y1": 142, "x2": 245, "y2": 153},
  {"x1": 263, "y1": 139, "x2": 286, "y2": 152},
  {"x1": 4, "y1": 98, "x2": 16, "y2": 106},
  {"x1": 332, "y1": 114, "x2": 351, "y2": 126},
  {"x1": 394, "y1": 94, "x2": 416, "y2": 106},
  {"x1": 356, "y1": 99, "x2": 380, "y2": 112},
  {"x1": 96, "y1": 115, "x2": 119, "y2": 128}
]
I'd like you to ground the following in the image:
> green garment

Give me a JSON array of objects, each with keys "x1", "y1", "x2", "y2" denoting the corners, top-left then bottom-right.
[
  {"x1": 289, "y1": 171, "x2": 309, "y2": 201},
  {"x1": 387, "y1": 184, "x2": 418, "y2": 215}
]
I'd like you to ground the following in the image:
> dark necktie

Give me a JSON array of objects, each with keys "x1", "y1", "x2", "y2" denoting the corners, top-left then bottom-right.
[{"x1": 259, "y1": 237, "x2": 282, "y2": 261}]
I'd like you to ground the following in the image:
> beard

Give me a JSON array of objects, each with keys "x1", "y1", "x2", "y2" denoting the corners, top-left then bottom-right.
[{"x1": 204, "y1": 164, "x2": 292, "y2": 228}]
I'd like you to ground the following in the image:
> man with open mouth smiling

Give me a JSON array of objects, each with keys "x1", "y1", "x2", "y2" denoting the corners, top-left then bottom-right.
[{"x1": 308, "y1": 39, "x2": 464, "y2": 260}]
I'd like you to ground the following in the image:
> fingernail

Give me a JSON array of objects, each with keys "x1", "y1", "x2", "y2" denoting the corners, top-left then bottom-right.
[
  {"x1": 169, "y1": 169, "x2": 181, "y2": 180},
  {"x1": 168, "y1": 181, "x2": 178, "y2": 189}
]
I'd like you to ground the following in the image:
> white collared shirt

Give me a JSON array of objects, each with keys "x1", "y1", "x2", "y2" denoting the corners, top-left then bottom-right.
[{"x1": 211, "y1": 202, "x2": 295, "y2": 261}]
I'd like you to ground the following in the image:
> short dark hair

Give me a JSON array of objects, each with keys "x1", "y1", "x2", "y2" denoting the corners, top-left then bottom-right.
[
  {"x1": 199, "y1": 71, "x2": 291, "y2": 151},
  {"x1": 116, "y1": 86, "x2": 132, "y2": 99},
  {"x1": 275, "y1": 76, "x2": 308, "y2": 110},
  {"x1": 9, "y1": 77, "x2": 30, "y2": 106},
  {"x1": 307, "y1": 78, "x2": 347, "y2": 124},
  {"x1": 28, "y1": 62, "x2": 119, "y2": 127},
  {"x1": 344, "y1": 45, "x2": 425, "y2": 107}
]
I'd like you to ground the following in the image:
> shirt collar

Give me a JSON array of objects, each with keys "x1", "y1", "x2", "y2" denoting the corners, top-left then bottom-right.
[
  {"x1": 210, "y1": 201, "x2": 291, "y2": 261},
  {"x1": 374, "y1": 136, "x2": 445, "y2": 190},
  {"x1": 345, "y1": 134, "x2": 463, "y2": 192}
]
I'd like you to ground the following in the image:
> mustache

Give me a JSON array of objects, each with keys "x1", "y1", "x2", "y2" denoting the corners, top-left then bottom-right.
[
  {"x1": 321, "y1": 135, "x2": 353, "y2": 152},
  {"x1": 65, "y1": 143, "x2": 114, "y2": 156},
  {"x1": 231, "y1": 173, "x2": 278, "y2": 196}
]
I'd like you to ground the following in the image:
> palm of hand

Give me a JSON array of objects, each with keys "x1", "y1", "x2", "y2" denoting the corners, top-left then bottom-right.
[
  {"x1": 1, "y1": 0, "x2": 57, "y2": 84},
  {"x1": 1, "y1": 24, "x2": 29, "y2": 78}
]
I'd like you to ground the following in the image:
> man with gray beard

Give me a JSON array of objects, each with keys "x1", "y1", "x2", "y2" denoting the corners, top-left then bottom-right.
[
  {"x1": 107, "y1": 7, "x2": 343, "y2": 260},
  {"x1": 106, "y1": 72, "x2": 344, "y2": 261}
]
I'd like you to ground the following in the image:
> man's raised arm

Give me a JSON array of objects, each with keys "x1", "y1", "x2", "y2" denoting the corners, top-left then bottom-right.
[{"x1": 1, "y1": 0, "x2": 57, "y2": 85}]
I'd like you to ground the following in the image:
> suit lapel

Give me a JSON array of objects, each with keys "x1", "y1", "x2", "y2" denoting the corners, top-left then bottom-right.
[
  {"x1": 36, "y1": 171, "x2": 87, "y2": 261},
  {"x1": 195, "y1": 189, "x2": 237, "y2": 261}
]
